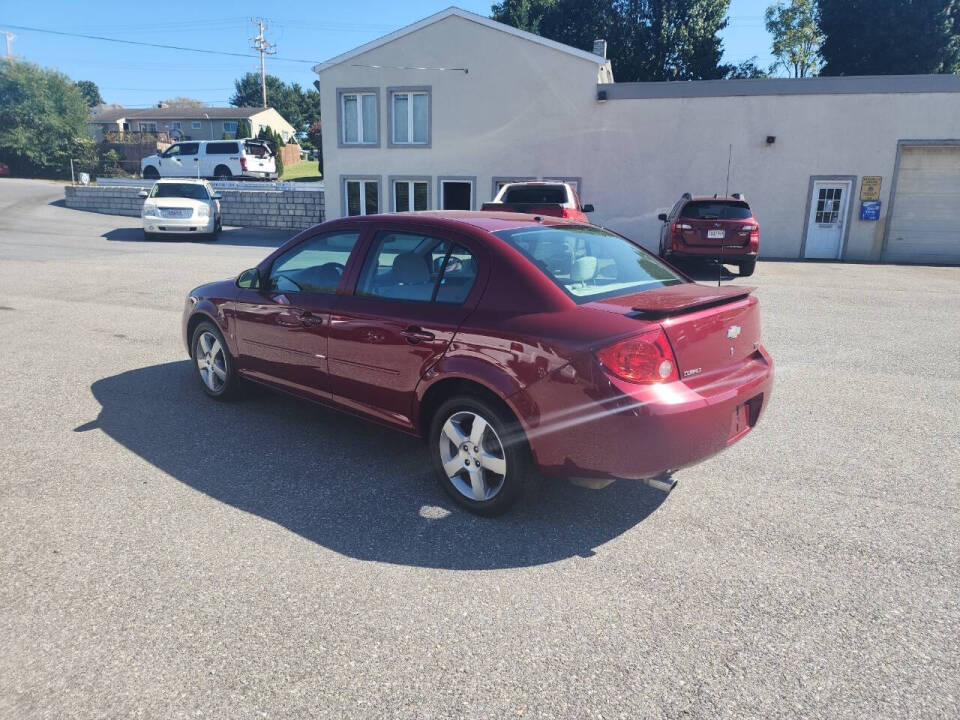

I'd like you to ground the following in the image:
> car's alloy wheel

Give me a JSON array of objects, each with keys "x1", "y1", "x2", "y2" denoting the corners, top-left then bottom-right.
[
  {"x1": 439, "y1": 410, "x2": 508, "y2": 502},
  {"x1": 191, "y1": 322, "x2": 238, "y2": 400},
  {"x1": 430, "y1": 395, "x2": 528, "y2": 515}
]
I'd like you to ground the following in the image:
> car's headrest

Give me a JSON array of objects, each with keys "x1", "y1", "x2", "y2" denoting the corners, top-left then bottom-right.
[
  {"x1": 392, "y1": 252, "x2": 430, "y2": 285},
  {"x1": 571, "y1": 256, "x2": 598, "y2": 283}
]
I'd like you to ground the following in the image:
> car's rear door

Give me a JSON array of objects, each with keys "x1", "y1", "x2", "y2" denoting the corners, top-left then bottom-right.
[
  {"x1": 233, "y1": 228, "x2": 367, "y2": 401},
  {"x1": 679, "y1": 200, "x2": 754, "y2": 249},
  {"x1": 243, "y1": 141, "x2": 275, "y2": 177},
  {"x1": 326, "y1": 223, "x2": 486, "y2": 430}
]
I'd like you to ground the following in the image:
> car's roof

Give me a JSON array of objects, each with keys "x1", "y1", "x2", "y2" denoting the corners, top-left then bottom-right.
[
  {"x1": 154, "y1": 178, "x2": 208, "y2": 184},
  {"x1": 362, "y1": 210, "x2": 583, "y2": 233},
  {"x1": 688, "y1": 195, "x2": 748, "y2": 203}
]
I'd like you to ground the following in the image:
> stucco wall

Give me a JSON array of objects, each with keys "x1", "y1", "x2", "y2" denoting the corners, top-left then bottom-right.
[
  {"x1": 317, "y1": 14, "x2": 960, "y2": 260},
  {"x1": 64, "y1": 185, "x2": 324, "y2": 230}
]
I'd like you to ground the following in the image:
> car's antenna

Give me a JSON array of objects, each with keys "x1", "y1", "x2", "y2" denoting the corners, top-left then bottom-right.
[{"x1": 725, "y1": 143, "x2": 732, "y2": 197}]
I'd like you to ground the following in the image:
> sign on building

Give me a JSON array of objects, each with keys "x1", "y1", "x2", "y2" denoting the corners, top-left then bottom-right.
[
  {"x1": 860, "y1": 176, "x2": 882, "y2": 201},
  {"x1": 860, "y1": 200, "x2": 882, "y2": 221}
]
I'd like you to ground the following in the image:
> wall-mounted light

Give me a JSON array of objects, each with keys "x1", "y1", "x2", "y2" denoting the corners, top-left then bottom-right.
[
  {"x1": 766, "y1": 135, "x2": 776, "y2": 144},
  {"x1": 597, "y1": 90, "x2": 607, "y2": 103}
]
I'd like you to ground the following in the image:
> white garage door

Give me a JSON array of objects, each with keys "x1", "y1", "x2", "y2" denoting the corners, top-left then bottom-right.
[{"x1": 884, "y1": 145, "x2": 960, "y2": 264}]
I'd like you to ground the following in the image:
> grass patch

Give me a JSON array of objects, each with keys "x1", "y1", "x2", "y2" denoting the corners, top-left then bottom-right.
[{"x1": 282, "y1": 160, "x2": 323, "y2": 182}]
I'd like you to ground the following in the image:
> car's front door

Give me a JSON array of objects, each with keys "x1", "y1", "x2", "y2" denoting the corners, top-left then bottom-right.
[
  {"x1": 160, "y1": 144, "x2": 188, "y2": 177},
  {"x1": 178, "y1": 142, "x2": 200, "y2": 178},
  {"x1": 327, "y1": 227, "x2": 484, "y2": 430},
  {"x1": 233, "y1": 229, "x2": 365, "y2": 400}
]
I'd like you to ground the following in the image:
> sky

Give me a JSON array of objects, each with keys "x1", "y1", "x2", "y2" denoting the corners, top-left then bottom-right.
[{"x1": 0, "y1": 0, "x2": 776, "y2": 108}]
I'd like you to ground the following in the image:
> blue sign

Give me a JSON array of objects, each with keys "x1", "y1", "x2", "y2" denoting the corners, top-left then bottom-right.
[{"x1": 860, "y1": 200, "x2": 882, "y2": 221}]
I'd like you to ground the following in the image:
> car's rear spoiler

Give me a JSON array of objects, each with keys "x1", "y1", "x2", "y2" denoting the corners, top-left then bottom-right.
[{"x1": 626, "y1": 284, "x2": 755, "y2": 319}]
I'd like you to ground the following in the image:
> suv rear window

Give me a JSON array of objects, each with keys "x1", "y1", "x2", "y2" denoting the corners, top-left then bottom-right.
[
  {"x1": 244, "y1": 141, "x2": 272, "y2": 157},
  {"x1": 502, "y1": 186, "x2": 567, "y2": 204},
  {"x1": 494, "y1": 225, "x2": 683, "y2": 303},
  {"x1": 206, "y1": 142, "x2": 238, "y2": 155},
  {"x1": 680, "y1": 201, "x2": 752, "y2": 220}
]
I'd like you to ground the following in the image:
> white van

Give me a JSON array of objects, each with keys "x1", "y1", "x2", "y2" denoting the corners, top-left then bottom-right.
[{"x1": 141, "y1": 139, "x2": 277, "y2": 180}]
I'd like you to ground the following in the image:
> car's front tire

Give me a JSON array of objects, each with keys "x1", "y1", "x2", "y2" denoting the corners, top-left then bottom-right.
[
  {"x1": 739, "y1": 259, "x2": 757, "y2": 277},
  {"x1": 143, "y1": 166, "x2": 159, "y2": 179},
  {"x1": 429, "y1": 394, "x2": 529, "y2": 516},
  {"x1": 190, "y1": 321, "x2": 240, "y2": 400}
]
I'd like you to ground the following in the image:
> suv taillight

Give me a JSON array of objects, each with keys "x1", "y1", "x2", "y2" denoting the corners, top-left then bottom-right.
[
  {"x1": 240, "y1": 157, "x2": 247, "y2": 171},
  {"x1": 595, "y1": 328, "x2": 679, "y2": 384},
  {"x1": 672, "y1": 222, "x2": 692, "y2": 233}
]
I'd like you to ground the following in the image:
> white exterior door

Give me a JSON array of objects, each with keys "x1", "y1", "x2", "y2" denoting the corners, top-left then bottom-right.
[{"x1": 804, "y1": 180, "x2": 850, "y2": 259}]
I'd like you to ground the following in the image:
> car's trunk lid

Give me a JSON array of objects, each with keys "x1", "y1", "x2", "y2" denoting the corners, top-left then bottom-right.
[
  {"x1": 680, "y1": 218, "x2": 753, "y2": 248},
  {"x1": 586, "y1": 283, "x2": 761, "y2": 377}
]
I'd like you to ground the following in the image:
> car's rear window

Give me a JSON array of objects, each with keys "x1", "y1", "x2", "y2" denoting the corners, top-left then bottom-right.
[
  {"x1": 494, "y1": 225, "x2": 684, "y2": 303},
  {"x1": 680, "y1": 201, "x2": 752, "y2": 220},
  {"x1": 150, "y1": 183, "x2": 209, "y2": 200},
  {"x1": 502, "y1": 185, "x2": 567, "y2": 204},
  {"x1": 244, "y1": 141, "x2": 273, "y2": 157}
]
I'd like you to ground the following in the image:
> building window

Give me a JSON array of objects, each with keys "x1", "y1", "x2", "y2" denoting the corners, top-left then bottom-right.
[
  {"x1": 171, "y1": 121, "x2": 181, "y2": 130},
  {"x1": 223, "y1": 121, "x2": 238, "y2": 133},
  {"x1": 192, "y1": 121, "x2": 202, "y2": 130},
  {"x1": 389, "y1": 88, "x2": 430, "y2": 146},
  {"x1": 392, "y1": 179, "x2": 430, "y2": 212},
  {"x1": 138, "y1": 122, "x2": 157, "y2": 133},
  {"x1": 339, "y1": 90, "x2": 378, "y2": 145},
  {"x1": 439, "y1": 177, "x2": 475, "y2": 210},
  {"x1": 344, "y1": 178, "x2": 380, "y2": 216}
]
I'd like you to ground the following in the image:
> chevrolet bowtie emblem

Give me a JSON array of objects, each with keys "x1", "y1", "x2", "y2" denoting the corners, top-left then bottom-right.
[{"x1": 727, "y1": 325, "x2": 742, "y2": 339}]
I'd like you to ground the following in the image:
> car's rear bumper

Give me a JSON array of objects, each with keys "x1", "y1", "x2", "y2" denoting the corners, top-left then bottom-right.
[
  {"x1": 672, "y1": 247, "x2": 757, "y2": 260},
  {"x1": 515, "y1": 348, "x2": 773, "y2": 481}
]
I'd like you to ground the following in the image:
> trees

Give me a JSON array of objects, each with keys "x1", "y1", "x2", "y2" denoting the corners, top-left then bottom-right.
[
  {"x1": 725, "y1": 57, "x2": 768, "y2": 78},
  {"x1": 0, "y1": 59, "x2": 96, "y2": 177},
  {"x1": 235, "y1": 119, "x2": 252, "y2": 139},
  {"x1": 764, "y1": 0, "x2": 821, "y2": 77},
  {"x1": 75, "y1": 80, "x2": 103, "y2": 108},
  {"x1": 819, "y1": 0, "x2": 959, "y2": 75},
  {"x1": 491, "y1": 0, "x2": 733, "y2": 81},
  {"x1": 159, "y1": 96, "x2": 206, "y2": 108},
  {"x1": 307, "y1": 120, "x2": 323, "y2": 176},
  {"x1": 230, "y1": 73, "x2": 321, "y2": 131},
  {"x1": 257, "y1": 125, "x2": 285, "y2": 176}
]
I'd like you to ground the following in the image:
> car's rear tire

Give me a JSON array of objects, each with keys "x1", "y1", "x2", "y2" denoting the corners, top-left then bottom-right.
[
  {"x1": 429, "y1": 394, "x2": 529, "y2": 516},
  {"x1": 190, "y1": 321, "x2": 240, "y2": 401},
  {"x1": 214, "y1": 165, "x2": 232, "y2": 179},
  {"x1": 739, "y1": 259, "x2": 757, "y2": 277},
  {"x1": 143, "y1": 166, "x2": 159, "y2": 179}
]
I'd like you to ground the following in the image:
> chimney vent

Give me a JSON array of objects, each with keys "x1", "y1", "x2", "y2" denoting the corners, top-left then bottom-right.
[{"x1": 592, "y1": 39, "x2": 607, "y2": 59}]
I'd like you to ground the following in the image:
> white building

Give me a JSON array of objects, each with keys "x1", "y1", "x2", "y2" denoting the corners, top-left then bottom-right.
[{"x1": 314, "y1": 7, "x2": 960, "y2": 264}]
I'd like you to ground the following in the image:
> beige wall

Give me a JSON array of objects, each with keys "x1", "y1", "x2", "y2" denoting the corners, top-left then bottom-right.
[{"x1": 318, "y1": 14, "x2": 960, "y2": 260}]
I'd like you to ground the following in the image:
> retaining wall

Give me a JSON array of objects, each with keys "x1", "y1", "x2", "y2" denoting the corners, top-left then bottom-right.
[{"x1": 64, "y1": 185, "x2": 325, "y2": 230}]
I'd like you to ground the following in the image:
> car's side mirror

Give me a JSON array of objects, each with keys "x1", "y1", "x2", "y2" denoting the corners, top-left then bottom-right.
[
  {"x1": 582, "y1": 204, "x2": 594, "y2": 213},
  {"x1": 658, "y1": 213, "x2": 668, "y2": 222},
  {"x1": 138, "y1": 190, "x2": 149, "y2": 199},
  {"x1": 236, "y1": 268, "x2": 260, "y2": 289},
  {"x1": 211, "y1": 193, "x2": 222, "y2": 200}
]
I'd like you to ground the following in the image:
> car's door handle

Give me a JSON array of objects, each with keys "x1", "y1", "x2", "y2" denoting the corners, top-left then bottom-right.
[
  {"x1": 401, "y1": 326, "x2": 435, "y2": 343},
  {"x1": 300, "y1": 311, "x2": 324, "y2": 327}
]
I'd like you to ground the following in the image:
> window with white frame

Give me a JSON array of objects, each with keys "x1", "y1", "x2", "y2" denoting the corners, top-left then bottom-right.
[
  {"x1": 341, "y1": 92, "x2": 377, "y2": 145},
  {"x1": 138, "y1": 122, "x2": 157, "y2": 133},
  {"x1": 191, "y1": 121, "x2": 202, "y2": 130},
  {"x1": 393, "y1": 180, "x2": 429, "y2": 212},
  {"x1": 390, "y1": 90, "x2": 429, "y2": 145},
  {"x1": 223, "y1": 121, "x2": 238, "y2": 133},
  {"x1": 345, "y1": 179, "x2": 379, "y2": 216}
]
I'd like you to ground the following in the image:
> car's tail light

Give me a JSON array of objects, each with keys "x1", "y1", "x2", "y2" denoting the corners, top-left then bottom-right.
[
  {"x1": 595, "y1": 328, "x2": 679, "y2": 384},
  {"x1": 672, "y1": 222, "x2": 692, "y2": 232},
  {"x1": 741, "y1": 224, "x2": 758, "y2": 231},
  {"x1": 240, "y1": 157, "x2": 247, "y2": 171}
]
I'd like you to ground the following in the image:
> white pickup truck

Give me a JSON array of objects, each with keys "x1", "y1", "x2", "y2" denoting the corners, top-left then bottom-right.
[{"x1": 141, "y1": 139, "x2": 277, "y2": 180}]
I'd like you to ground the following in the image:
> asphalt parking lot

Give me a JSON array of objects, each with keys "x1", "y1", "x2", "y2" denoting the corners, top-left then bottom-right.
[{"x1": 1, "y1": 178, "x2": 958, "y2": 719}]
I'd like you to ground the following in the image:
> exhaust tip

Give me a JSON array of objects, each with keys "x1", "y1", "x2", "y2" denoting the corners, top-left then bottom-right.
[{"x1": 641, "y1": 472, "x2": 677, "y2": 493}]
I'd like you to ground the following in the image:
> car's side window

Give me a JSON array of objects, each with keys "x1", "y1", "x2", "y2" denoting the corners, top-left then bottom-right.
[
  {"x1": 355, "y1": 232, "x2": 478, "y2": 304},
  {"x1": 164, "y1": 144, "x2": 182, "y2": 157},
  {"x1": 268, "y1": 231, "x2": 362, "y2": 295}
]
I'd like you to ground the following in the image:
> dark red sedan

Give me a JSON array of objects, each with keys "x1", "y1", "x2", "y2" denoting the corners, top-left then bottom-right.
[{"x1": 184, "y1": 212, "x2": 773, "y2": 515}]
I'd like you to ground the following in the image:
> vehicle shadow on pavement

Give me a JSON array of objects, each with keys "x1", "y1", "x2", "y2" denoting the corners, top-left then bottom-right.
[
  {"x1": 84, "y1": 361, "x2": 668, "y2": 570},
  {"x1": 101, "y1": 227, "x2": 294, "y2": 248},
  {"x1": 669, "y1": 258, "x2": 741, "y2": 282}
]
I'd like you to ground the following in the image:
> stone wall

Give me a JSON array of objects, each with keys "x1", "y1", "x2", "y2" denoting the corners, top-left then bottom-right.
[{"x1": 64, "y1": 185, "x2": 325, "y2": 230}]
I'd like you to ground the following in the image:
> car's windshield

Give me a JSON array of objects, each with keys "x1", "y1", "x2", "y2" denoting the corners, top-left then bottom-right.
[
  {"x1": 680, "y1": 201, "x2": 752, "y2": 220},
  {"x1": 150, "y1": 183, "x2": 209, "y2": 200},
  {"x1": 502, "y1": 185, "x2": 567, "y2": 204},
  {"x1": 494, "y1": 225, "x2": 684, "y2": 302}
]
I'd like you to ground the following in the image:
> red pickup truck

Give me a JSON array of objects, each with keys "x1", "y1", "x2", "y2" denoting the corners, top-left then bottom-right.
[{"x1": 481, "y1": 182, "x2": 593, "y2": 222}]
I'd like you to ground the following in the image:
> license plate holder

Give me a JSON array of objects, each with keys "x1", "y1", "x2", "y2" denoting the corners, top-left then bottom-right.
[{"x1": 707, "y1": 229, "x2": 725, "y2": 239}]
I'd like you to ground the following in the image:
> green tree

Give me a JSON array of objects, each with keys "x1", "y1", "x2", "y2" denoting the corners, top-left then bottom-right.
[
  {"x1": 819, "y1": 0, "x2": 959, "y2": 75},
  {"x1": 230, "y1": 74, "x2": 322, "y2": 132},
  {"x1": 235, "y1": 119, "x2": 252, "y2": 139},
  {"x1": 492, "y1": 0, "x2": 732, "y2": 81},
  {"x1": 257, "y1": 125, "x2": 285, "y2": 176},
  {"x1": 158, "y1": 96, "x2": 206, "y2": 108},
  {"x1": 307, "y1": 120, "x2": 323, "y2": 177},
  {"x1": 0, "y1": 59, "x2": 97, "y2": 178},
  {"x1": 764, "y1": 0, "x2": 821, "y2": 77},
  {"x1": 725, "y1": 56, "x2": 768, "y2": 78},
  {"x1": 75, "y1": 80, "x2": 103, "y2": 108}
]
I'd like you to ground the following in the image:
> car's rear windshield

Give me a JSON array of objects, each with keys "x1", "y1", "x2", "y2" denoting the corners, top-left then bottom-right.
[
  {"x1": 493, "y1": 225, "x2": 684, "y2": 303},
  {"x1": 244, "y1": 141, "x2": 273, "y2": 157},
  {"x1": 150, "y1": 183, "x2": 209, "y2": 200},
  {"x1": 680, "y1": 201, "x2": 752, "y2": 220},
  {"x1": 502, "y1": 185, "x2": 567, "y2": 204}
]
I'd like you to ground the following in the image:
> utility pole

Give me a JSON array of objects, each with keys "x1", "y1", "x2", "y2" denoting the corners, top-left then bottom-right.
[
  {"x1": 250, "y1": 19, "x2": 275, "y2": 108},
  {"x1": 1, "y1": 31, "x2": 15, "y2": 58}
]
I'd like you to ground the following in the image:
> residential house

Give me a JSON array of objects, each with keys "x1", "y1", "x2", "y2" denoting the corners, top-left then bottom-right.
[{"x1": 89, "y1": 106, "x2": 297, "y2": 144}]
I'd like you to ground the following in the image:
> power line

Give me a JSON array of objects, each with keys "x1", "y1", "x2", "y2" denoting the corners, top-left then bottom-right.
[{"x1": 2, "y1": 23, "x2": 317, "y2": 63}]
